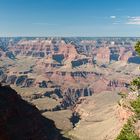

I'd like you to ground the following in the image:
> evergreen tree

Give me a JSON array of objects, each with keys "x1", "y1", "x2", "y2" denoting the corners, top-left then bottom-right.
[{"x1": 131, "y1": 41, "x2": 140, "y2": 95}]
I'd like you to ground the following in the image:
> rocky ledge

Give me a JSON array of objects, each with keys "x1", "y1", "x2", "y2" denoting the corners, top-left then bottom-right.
[{"x1": 0, "y1": 84, "x2": 68, "y2": 140}]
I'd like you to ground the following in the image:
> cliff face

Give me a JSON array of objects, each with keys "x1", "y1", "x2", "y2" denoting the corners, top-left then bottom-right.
[
  {"x1": 68, "y1": 91, "x2": 130, "y2": 140},
  {"x1": 0, "y1": 85, "x2": 64, "y2": 140},
  {"x1": 96, "y1": 47, "x2": 110, "y2": 64}
]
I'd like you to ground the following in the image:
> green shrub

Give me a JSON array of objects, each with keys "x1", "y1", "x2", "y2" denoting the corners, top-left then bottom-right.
[
  {"x1": 135, "y1": 41, "x2": 140, "y2": 56},
  {"x1": 131, "y1": 97, "x2": 140, "y2": 119},
  {"x1": 116, "y1": 119, "x2": 139, "y2": 140}
]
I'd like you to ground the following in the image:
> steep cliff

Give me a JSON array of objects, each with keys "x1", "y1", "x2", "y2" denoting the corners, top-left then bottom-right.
[{"x1": 0, "y1": 84, "x2": 66, "y2": 140}]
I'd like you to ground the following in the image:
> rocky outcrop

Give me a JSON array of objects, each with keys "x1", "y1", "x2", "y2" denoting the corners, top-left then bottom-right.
[
  {"x1": 0, "y1": 84, "x2": 68, "y2": 140},
  {"x1": 0, "y1": 71, "x2": 36, "y2": 88},
  {"x1": 15, "y1": 75, "x2": 28, "y2": 86},
  {"x1": 60, "y1": 87, "x2": 93, "y2": 109},
  {"x1": 6, "y1": 75, "x2": 17, "y2": 85},
  {"x1": 96, "y1": 47, "x2": 110, "y2": 64},
  {"x1": 71, "y1": 58, "x2": 89, "y2": 68},
  {"x1": 0, "y1": 70, "x2": 7, "y2": 83},
  {"x1": 5, "y1": 51, "x2": 15, "y2": 59},
  {"x1": 119, "y1": 51, "x2": 133, "y2": 62},
  {"x1": 107, "y1": 80, "x2": 129, "y2": 89},
  {"x1": 43, "y1": 87, "x2": 93, "y2": 110},
  {"x1": 24, "y1": 78, "x2": 35, "y2": 87}
]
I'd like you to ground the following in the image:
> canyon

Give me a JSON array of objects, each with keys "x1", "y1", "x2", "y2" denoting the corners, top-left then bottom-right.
[
  {"x1": 0, "y1": 84, "x2": 69, "y2": 140},
  {"x1": 0, "y1": 37, "x2": 140, "y2": 140}
]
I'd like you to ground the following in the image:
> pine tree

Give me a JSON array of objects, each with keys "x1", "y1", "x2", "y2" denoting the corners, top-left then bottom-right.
[{"x1": 131, "y1": 41, "x2": 140, "y2": 95}]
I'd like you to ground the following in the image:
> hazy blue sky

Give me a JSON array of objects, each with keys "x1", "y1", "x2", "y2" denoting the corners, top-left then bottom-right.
[{"x1": 0, "y1": 0, "x2": 140, "y2": 37}]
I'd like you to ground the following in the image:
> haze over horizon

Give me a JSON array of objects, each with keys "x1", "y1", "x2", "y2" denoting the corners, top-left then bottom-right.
[{"x1": 1, "y1": 0, "x2": 140, "y2": 37}]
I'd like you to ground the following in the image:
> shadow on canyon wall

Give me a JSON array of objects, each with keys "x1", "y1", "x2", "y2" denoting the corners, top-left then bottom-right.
[{"x1": 0, "y1": 84, "x2": 70, "y2": 140}]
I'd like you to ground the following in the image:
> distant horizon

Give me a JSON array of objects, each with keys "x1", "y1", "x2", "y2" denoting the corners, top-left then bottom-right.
[{"x1": 0, "y1": 36, "x2": 140, "y2": 38}]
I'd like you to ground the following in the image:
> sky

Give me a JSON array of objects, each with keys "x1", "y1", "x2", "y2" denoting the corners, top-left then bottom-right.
[{"x1": 0, "y1": 0, "x2": 140, "y2": 37}]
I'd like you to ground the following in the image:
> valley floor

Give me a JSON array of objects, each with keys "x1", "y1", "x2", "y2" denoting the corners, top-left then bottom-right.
[{"x1": 67, "y1": 91, "x2": 123, "y2": 140}]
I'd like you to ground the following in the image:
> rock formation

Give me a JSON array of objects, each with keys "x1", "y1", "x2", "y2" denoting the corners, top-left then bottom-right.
[
  {"x1": 0, "y1": 84, "x2": 67, "y2": 140},
  {"x1": 96, "y1": 47, "x2": 110, "y2": 64}
]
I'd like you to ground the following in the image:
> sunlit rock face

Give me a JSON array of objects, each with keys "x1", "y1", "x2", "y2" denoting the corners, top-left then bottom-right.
[{"x1": 96, "y1": 47, "x2": 110, "y2": 64}]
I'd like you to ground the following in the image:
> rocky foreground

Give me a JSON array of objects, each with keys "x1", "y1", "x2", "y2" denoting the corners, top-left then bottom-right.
[
  {"x1": 67, "y1": 91, "x2": 135, "y2": 140},
  {"x1": 0, "y1": 84, "x2": 69, "y2": 140}
]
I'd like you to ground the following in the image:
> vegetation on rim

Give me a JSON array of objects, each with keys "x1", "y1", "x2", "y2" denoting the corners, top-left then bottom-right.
[{"x1": 116, "y1": 41, "x2": 140, "y2": 140}]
